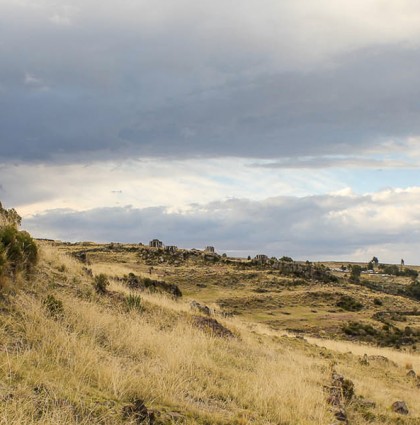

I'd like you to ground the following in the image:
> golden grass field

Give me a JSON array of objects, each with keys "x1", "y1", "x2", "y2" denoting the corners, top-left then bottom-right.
[{"x1": 1, "y1": 242, "x2": 420, "y2": 424}]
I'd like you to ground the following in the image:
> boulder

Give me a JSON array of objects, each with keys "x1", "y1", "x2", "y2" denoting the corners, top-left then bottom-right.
[
  {"x1": 391, "y1": 401, "x2": 409, "y2": 415},
  {"x1": 406, "y1": 369, "x2": 416, "y2": 379}
]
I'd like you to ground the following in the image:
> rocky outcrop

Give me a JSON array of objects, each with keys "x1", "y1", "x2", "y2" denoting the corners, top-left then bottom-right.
[{"x1": 326, "y1": 371, "x2": 355, "y2": 424}]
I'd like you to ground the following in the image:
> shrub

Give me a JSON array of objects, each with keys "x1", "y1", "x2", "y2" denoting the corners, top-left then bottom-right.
[
  {"x1": 0, "y1": 203, "x2": 21, "y2": 227},
  {"x1": 373, "y1": 298, "x2": 383, "y2": 306},
  {"x1": 124, "y1": 293, "x2": 143, "y2": 312},
  {"x1": 0, "y1": 225, "x2": 38, "y2": 274},
  {"x1": 280, "y1": 256, "x2": 293, "y2": 262},
  {"x1": 379, "y1": 264, "x2": 418, "y2": 279},
  {"x1": 123, "y1": 273, "x2": 182, "y2": 297},
  {"x1": 342, "y1": 320, "x2": 420, "y2": 347},
  {"x1": 43, "y1": 294, "x2": 64, "y2": 318},
  {"x1": 407, "y1": 282, "x2": 420, "y2": 300},
  {"x1": 0, "y1": 244, "x2": 6, "y2": 276},
  {"x1": 336, "y1": 295, "x2": 363, "y2": 311},
  {"x1": 94, "y1": 273, "x2": 109, "y2": 294},
  {"x1": 342, "y1": 321, "x2": 377, "y2": 337},
  {"x1": 403, "y1": 268, "x2": 419, "y2": 279}
]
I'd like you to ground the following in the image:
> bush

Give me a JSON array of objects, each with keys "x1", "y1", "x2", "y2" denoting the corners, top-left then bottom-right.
[
  {"x1": 0, "y1": 244, "x2": 6, "y2": 276},
  {"x1": 379, "y1": 264, "x2": 418, "y2": 279},
  {"x1": 94, "y1": 274, "x2": 109, "y2": 294},
  {"x1": 407, "y1": 282, "x2": 420, "y2": 300},
  {"x1": 0, "y1": 203, "x2": 21, "y2": 227},
  {"x1": 123, "y1": 273, "x2": 182, "y2": 297},
  {"x1": 124, "y1": 294, "x2": 143, "y2": 312},
  {"x1": 0, "y1": 225, "x2": 38, "y2": 274},
  {"x1": 280, "y1": 256, "x2": 293, "y2": 262},
  {"x1": 336, "y1": 295, "x2": 363, "y2": 311},
  {"x1": 342, "y1": 321, "x2": 377, "y2": 337},
  {"x1": 402, "y1": 268, "x2": 419, "y2": 279},
  {"x1": 342, "y1": 320, "x2": 420, "y2": 347},
  {"x1": 43, "y1": 294, "x2": 64, "y2": 318}
]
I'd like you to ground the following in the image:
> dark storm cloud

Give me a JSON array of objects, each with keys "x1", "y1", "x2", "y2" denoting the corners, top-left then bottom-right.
[
  {"x1": 24, "y1": 190, "x2": 420, "y2": 261},
  {"x1": 1, "y1": 1, "x2": 420, "y2": 163}
]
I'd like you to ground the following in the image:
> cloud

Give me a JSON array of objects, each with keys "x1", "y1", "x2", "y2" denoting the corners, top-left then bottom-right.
[
  {"x1": 23, "y1": 188, "x2": 420, "y2": 264},
  {"x1": 1, "y1": 1, "x2": 420, "y2": 162},
  {"x1": 0, "y1": 158, "x2": 345, "y2": 217},
  {"x1": 250, "y1": 155, "x2": 417, "y2": 170},
  {"x1": 3, "y1": 1, "x2": 420, "y2": 265}
]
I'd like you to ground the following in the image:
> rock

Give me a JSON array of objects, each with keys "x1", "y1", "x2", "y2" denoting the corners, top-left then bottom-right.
[
  {"x1": 406, "y1": 369, "x2": 416, "y2": 379},
  {"x1": 122, "y1": 399, "x2": 155, "y2": 424},
  {"x1": 192, "y1": 316, "x2": 235, "y2": 338},
  {"x1": 334, "y1": 408, "x2": 347, "y2": 422},
  {"x1": 330, "y1": 372, "x2": 354, "y2": 403},
  {"x1": 327, "y1": 370, "x2": 354, "y2": 425},
  {"x1": 190, "y1": 300, "x2": 211, "y2": 316},
  {"x1": 391, "y1": 401, "x2": 409, "y2": 415},
  {"x1": 74, "y1": 251, "x2": 87, "y2": 263}
]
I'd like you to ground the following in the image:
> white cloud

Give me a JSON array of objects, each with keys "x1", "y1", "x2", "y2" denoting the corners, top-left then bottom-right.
[{"x1": 0, "y1": 158, "x2": 349, "y2": 217}]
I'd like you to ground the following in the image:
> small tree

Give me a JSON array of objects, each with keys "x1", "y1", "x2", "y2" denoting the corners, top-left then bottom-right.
[{"x1": 350, "y1": 265, "x2": 362, "y2": 283}]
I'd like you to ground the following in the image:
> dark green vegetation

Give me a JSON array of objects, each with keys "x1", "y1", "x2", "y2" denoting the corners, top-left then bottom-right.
[
  {"x1": 43, "y1": 294, "x2": 64, "y2": 318},
  {"x1": 93, "y1": 273, "x2": 109, "y2": 294},
  {"x1": 336, "y1": 295, "x2": 364, "y2": 311},
  {"x1": 379, "y1": 264, "x2": 419, "y2": 279},
  {"x1": 342, "y1": 320, "x2": 420, "y2": 348},
  {"x1": 0, "y1": 204, "x2": 38, "y2": 282},
  {"x1": 122, "y1": 272, "x2": 182, "y2": 297}
]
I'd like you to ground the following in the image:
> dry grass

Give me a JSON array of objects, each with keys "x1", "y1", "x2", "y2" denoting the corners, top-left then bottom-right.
[
  {"x1": 1, "y1": 242, "x2": 420, "y2": 424},
  {"x1": 0, "y1": 244, "x2": 334, "y2": 424},
  {"x1": 307, "y1": 337, "x2": 420, "y2": 371},
  {"x1": 306, "y1": 337, "x2": 420, "y2": 423}
]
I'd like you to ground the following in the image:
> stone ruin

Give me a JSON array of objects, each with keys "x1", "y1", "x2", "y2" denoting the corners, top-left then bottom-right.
[
  {"x1": 164, "y1": 245, "x2": 177, "y2": 253},
  {"x1": 149, "y1": 239, "x2": 163, "y2": 248},
  {"x1": 254, "y1": 254, "x2": 269, "y2": 264}
]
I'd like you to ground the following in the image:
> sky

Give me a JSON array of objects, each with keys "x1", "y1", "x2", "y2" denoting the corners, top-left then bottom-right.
[{"x1": 1, "y1": 0, "x2": 420, "y2": 263}]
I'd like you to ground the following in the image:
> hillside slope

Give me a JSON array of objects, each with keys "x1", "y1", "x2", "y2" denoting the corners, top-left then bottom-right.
[{"x1": 0, "y1": 241, "x2": 419, "y2": 424}]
